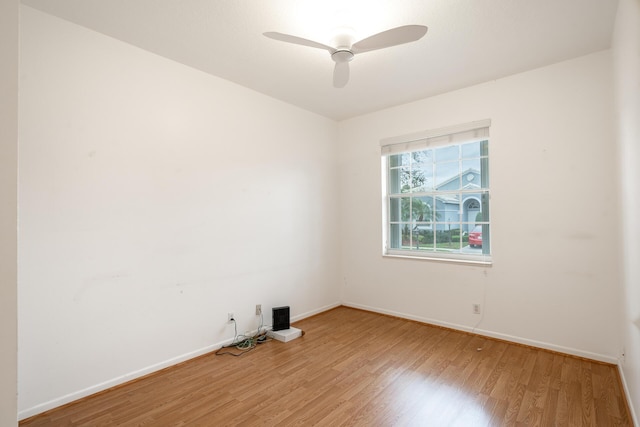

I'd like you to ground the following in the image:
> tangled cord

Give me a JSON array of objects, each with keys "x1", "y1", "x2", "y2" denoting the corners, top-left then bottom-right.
[{"x1": 215, "y1": 313, "x2": 271, "y2": 357}]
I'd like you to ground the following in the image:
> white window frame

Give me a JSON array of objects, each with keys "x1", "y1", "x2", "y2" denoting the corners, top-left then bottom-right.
[{"x1": 381, "y1": 120, "x2": 492, "y2": 265}]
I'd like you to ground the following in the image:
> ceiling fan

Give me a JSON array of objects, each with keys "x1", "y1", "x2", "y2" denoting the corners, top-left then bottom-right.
[{"x1": 263, "y1": 25, "x2": 428, "y2": 88}]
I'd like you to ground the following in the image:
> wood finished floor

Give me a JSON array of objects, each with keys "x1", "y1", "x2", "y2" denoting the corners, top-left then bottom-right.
[{"x1": 21, "y1": 306, "x2": 631, "y2": 426}]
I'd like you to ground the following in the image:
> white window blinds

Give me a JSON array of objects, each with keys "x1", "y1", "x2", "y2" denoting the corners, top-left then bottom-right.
[{"x1": 380, "y1": 119, "x2": 491, "y2": 155}]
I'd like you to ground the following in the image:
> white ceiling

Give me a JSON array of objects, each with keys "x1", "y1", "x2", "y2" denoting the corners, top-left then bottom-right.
[{"x1": 21, "y1": 0, "x2": 619, "y2": 121}]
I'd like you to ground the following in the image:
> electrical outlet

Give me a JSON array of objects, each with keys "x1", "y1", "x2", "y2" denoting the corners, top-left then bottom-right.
[
  {"x1": 472, "y1": 304, "x2": 481, "y2": 315},
  {"x1": 256, "y1": 304, "x2": 262, "y2": 315},
  {"x1": 228, "y1": 312, "x2": 234, "y2": 322}
]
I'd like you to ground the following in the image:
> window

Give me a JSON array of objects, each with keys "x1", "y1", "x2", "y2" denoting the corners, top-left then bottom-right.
[{"x1": 381, "y1": 120, "x2": 491, "y2": 264}]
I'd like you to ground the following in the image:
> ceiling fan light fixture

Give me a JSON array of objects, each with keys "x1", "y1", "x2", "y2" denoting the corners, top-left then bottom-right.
[{"x1": 332, "y1": 49, "x2": 355, "y2": 63}]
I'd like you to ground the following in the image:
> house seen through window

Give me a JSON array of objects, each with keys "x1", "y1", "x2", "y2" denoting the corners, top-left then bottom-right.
[{"x1": 382, "y1": 121, "x2": 491, "y2": 263}]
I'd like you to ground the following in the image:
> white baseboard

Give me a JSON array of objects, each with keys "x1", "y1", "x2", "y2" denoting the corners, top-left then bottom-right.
[
  {"x1": 291, "y1": 301, "x2": 341, "y2": 323},
  {"x1": 342, "y1": 302, "x2": 619, "y2": 365},
  {"x1": 618, "y1": 364, "x2": 639, "y2": 427},
  {"x1": 18, "y1": 301, "x2": 342, "y2": 421}
]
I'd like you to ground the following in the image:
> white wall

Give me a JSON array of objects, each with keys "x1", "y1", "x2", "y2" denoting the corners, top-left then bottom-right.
[
  {"x1": 19, "y1": 3, "x2": 637, "y2": 421},
  {"x1": 613, "y1": 0, "x2": 640, "y2": 423},
  {"x1": 0, "y1": 0, "x2": 19, "y2": 425},
  {"x1": 18, "y1": 6, "x2": 340, "y2": 418},
  {"x1": 338, "y1": 50, "x2": 621, "y2": 362}
]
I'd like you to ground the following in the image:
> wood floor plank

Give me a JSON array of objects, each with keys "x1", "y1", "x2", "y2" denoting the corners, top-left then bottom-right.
[{"x1": 20, "y1": 306, "x2": 632, "y2": 426}]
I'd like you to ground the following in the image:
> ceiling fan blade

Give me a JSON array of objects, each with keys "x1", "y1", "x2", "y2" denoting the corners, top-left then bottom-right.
[
  {"x1": 263, "y1": 32, "x2": 335, "y2": 52},
  {"x1": 333, "y1": 62, "x2": 350, "y2": 88},
  {"x1": 351, "y1": 25, "x2": 428, "y2": 54}
]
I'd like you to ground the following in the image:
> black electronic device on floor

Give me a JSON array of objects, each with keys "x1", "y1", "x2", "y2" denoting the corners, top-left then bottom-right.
[{"x1": 272, "y1": 306, "x2": 290, "y2": 331}]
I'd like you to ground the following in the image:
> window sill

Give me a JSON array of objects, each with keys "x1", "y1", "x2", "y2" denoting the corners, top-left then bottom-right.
[{"x1": 383, "y1": 252, "x2": 492, "y2": 266}]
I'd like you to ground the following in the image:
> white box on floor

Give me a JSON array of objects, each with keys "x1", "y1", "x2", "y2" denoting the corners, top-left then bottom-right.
[{"x1": 267, "y1": 327, "x2": 302, "y2": 343}]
